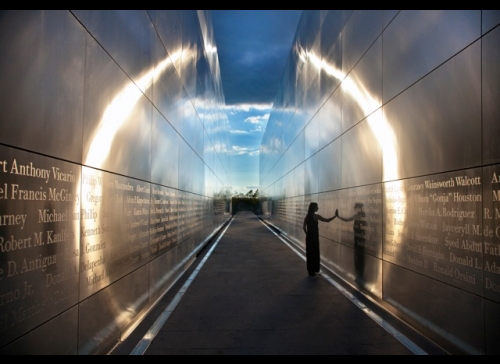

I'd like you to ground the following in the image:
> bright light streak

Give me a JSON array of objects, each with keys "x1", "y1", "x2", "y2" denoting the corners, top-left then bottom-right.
[
  {"x1": 85, "y1": 51, "x2": 182, "y2": 168},
  {"x1": 303, "y1": 49, "x2": 400, "y2": 181}
]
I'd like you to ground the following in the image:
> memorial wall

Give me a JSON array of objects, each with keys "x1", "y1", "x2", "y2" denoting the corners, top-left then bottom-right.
[
  {"x1": 260, "y1": 10, "x2": 500, "y2": 355},
  {"x1": 0, "y1": 10, "x2": 232, "y2": 354}
]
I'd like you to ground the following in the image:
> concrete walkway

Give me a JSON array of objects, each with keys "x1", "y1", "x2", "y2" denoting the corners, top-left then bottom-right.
[{"x1": 111, "y1": 211, "x2": 448, "y2": 355}]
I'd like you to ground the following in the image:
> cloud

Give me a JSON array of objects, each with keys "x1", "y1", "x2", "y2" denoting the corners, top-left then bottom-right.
[
  {"x1": 230, "y1": 127, "x2": 265, "y2": 135},
  {"x1": 232, "y1": 146, "x2": 260, "y2": 156},
  {"x1": 230, "y1": 130, "x2": 250, "y2": 135},
  {"x1": 245, "y1": 114, "x2": 269, "y2": 125},
  {"x1": 225, "y1": 103, "x2": 273, "y2": 113}
]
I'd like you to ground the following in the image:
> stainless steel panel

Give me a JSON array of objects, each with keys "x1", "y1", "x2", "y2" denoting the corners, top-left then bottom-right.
[
  {"x1": 319, "y1": 31, "x2": 342, "y2": 106},
  {"x1": 0, "y1": 306, "x2": 78, "y2": 355},
  {"x1": 321, "y1": 233, "x2": 382, "y2": 298},
  {"x1": 384, "y1": 168, "x2": 483, "y2": 295},
  {"x1": 149, "y1": 242, "x2": 195, "y2": 306},
  {"x1": 0, "y1": 10, "x2": 85, "y2": 162},
  {"x1": 336, "y1": 185, "x2": 383, "y2": 291},
  {"x1": 155, "y1": 11, "x2": 183, "y2": 76},
  {"x1": 298, "y1": 30, "x2": 321, "y2": 100},
  {"x1": 483, "y1": 10, "x2": 500, "y2": 34},
  {"x1": 178, "y1": 141, "x2": 196, "y2": 193},
  {"x1": 177, "y1": 191, "x2": 191, "y2": 243},
  {"x1": 296, "y1": 10, "x2": 320, "y2": 52},
  {"x1": 287, "y1": 164, "x2": 304, "y2": 198},
  {"x1": 342, "y1": 10, "x2": 383, "y2": 76},
  {"x1": 317, "y1": 88, "x2": 342, "y2": 150},
  {"x1": 482, "y1": 26, "x2": 500, "y2": 164},
  {"x1": 321, "y1": 235, "x2": 352, "y2": 279},
  {"x1": 180, "y1": 17, "x2": 200, "y2": 102},
  {"x1": 383, "y1": 41, "x2": 481, "y2": 180},
  {"x1": 180, "y1": 192, "x2": 209, "y2": 243},
  {"x1": 192, "y1": 156, "x2": 205, "y2": 196},
  {"x1": 304, "y1": 154, "x2": 319, "y2": 195},
  {"x1": 304, "y1": 120, "x2": 319, "y2": 159},
  {"x1": 0, "y1": 146, "x2": 81, "y2": 347},
  {"x1": 483, "y1": 165, "x2": 500, "y2": 303},
  {"x1": 485, "y1": 300, "x2": 500, "y2": 355},
  {"x1": 180, "y1": 97, "x2": 204, "y2": 163},
  {"x1": 80, "y1": 167, "x2": 151, "y2": 300},
  {"x1": 341, "y1": 115, "x2": 383, "y2": 188},
  {"x1": 151, "y1": 109, "x2": 179, "y2": 189},
  {"x1": 284, "y1": 130, "x2": 304, "y2": 178},
  {"x1": 383, "y1": 10, "x2": 481, "y2": 102},
  {"x1": 284, "y1": 107, "x2": 306, "y2": 153},
  {"x1": 85, "y1": 10, "x2": 156, "y2": 99},
  {"x1": 82, "y1": 39, "x2": 152, "y2": 179},
  {"x1": 71, "y1": 10, "x2": 93, "y2": 28},
  {"x1": 78, "y1": 265, "x2": 149, "y2": 355},
  {"x1": 204, "y1": 165, "x2": 215, "y2": 199},
  {"x1": 319, "y1": 11, "x2": 350, "y2": 104},
  {"x1": 151, "y1": 185, "x2": 178, "y2": 256},
  {"x1": 319, "y1": 139, "x2": 342, "y2": 193},
  {"x1": 338, "y1": 185, "x2": 383, "y2": 257},
  {"x1": 284, "y1": 196, "x2": 306, "y2": 241},
  {"x1": 383, "y1": 262, "x2": 485, "y2": 355},
  {"x1": 153, "y1": 38, "x2": 183, "y2": 133},
  {"x1": 303, "y1": 74, "x2": 321, "y2": 132},
  {"x1": 341, "y1": 36, "x2": 382, "y2": 132},
  {"x1": 383, "y1": 10, "x2": 400, "y2": 29}
]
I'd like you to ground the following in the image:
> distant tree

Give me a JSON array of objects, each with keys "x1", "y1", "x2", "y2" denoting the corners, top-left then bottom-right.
[{"x1": 246, "y1": 189, "x2": 254, "y2": 198}]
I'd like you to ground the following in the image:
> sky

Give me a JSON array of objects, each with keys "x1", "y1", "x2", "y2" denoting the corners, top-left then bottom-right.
[{"x1": 210, "y1": 10, "x2": 303, "y2": 195}]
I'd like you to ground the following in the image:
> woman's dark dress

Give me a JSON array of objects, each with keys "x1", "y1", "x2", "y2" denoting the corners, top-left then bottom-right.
[{"x1": 305, "y1": 214, "x2": 320, "y2": 274}]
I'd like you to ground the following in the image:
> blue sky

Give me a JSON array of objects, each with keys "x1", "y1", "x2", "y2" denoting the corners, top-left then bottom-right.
[{"x1": 211, "y1": 10, "x2": 303, "y2": 195}]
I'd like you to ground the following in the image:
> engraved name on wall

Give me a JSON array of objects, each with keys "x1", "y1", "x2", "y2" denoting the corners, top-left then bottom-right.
[
  {"x1": 0, "y1": 146, "x2": 80, "y2": 346},
  {"x1": 80, "y1": 167, "x2": 153, "y2": 299},
  {"x1": 484, "y1": 165, "x2": 500, "y2": 303},
  {"x1": 384, "y1": 168, "x2": 484, "y2": 295}
]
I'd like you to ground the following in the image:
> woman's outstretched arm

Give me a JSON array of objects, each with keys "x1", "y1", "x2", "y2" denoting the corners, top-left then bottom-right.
[{"x1": 317, "y1": 213, "x2": 337, "y2": 223}]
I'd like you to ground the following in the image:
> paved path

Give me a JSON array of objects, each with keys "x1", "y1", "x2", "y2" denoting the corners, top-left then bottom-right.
[{"x1": 111, "y1": 211, "x2": 448, "y2": 355}]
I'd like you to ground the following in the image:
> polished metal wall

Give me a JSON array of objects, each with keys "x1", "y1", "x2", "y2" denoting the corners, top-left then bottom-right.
[
  {"x1": 0, "y1": 10, "x2": 232, "y2": 354},
  {"x1": 260, "y1": 10, "x2": 500, "y2": 355}
]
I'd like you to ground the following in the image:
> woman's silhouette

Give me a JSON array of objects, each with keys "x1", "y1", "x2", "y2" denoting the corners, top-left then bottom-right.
[
  {"x1": 303, "y1": 202, "x2": 337, "y2": 277},
  {"x1": 337, "y1": 203, "x2": 367, "y2": 283}
]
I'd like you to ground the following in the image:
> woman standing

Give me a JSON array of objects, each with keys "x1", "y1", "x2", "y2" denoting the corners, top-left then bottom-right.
[{"x1": 303, "y1": 202, "x2": 337, "y2": 276}]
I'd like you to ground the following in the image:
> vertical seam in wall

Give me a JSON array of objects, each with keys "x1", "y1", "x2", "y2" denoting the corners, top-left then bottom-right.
[
  {"x1": 381, "y1": 14, "x2": 385, "y2": 309},
  {"x1": 77, "y1": 9, "x2": 89, "y2": 353}
]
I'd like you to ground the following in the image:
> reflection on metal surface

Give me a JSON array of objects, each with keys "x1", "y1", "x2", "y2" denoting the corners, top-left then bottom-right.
[
  {"x1": 85, "y1": 52, "x2": 181, "y2": 168},
  {"x1": 299, "y1": 48, "x2": 400, "y2": 182},
  {"x1": 383, "y1": 261, "x2": 485, "y2": 355}
]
